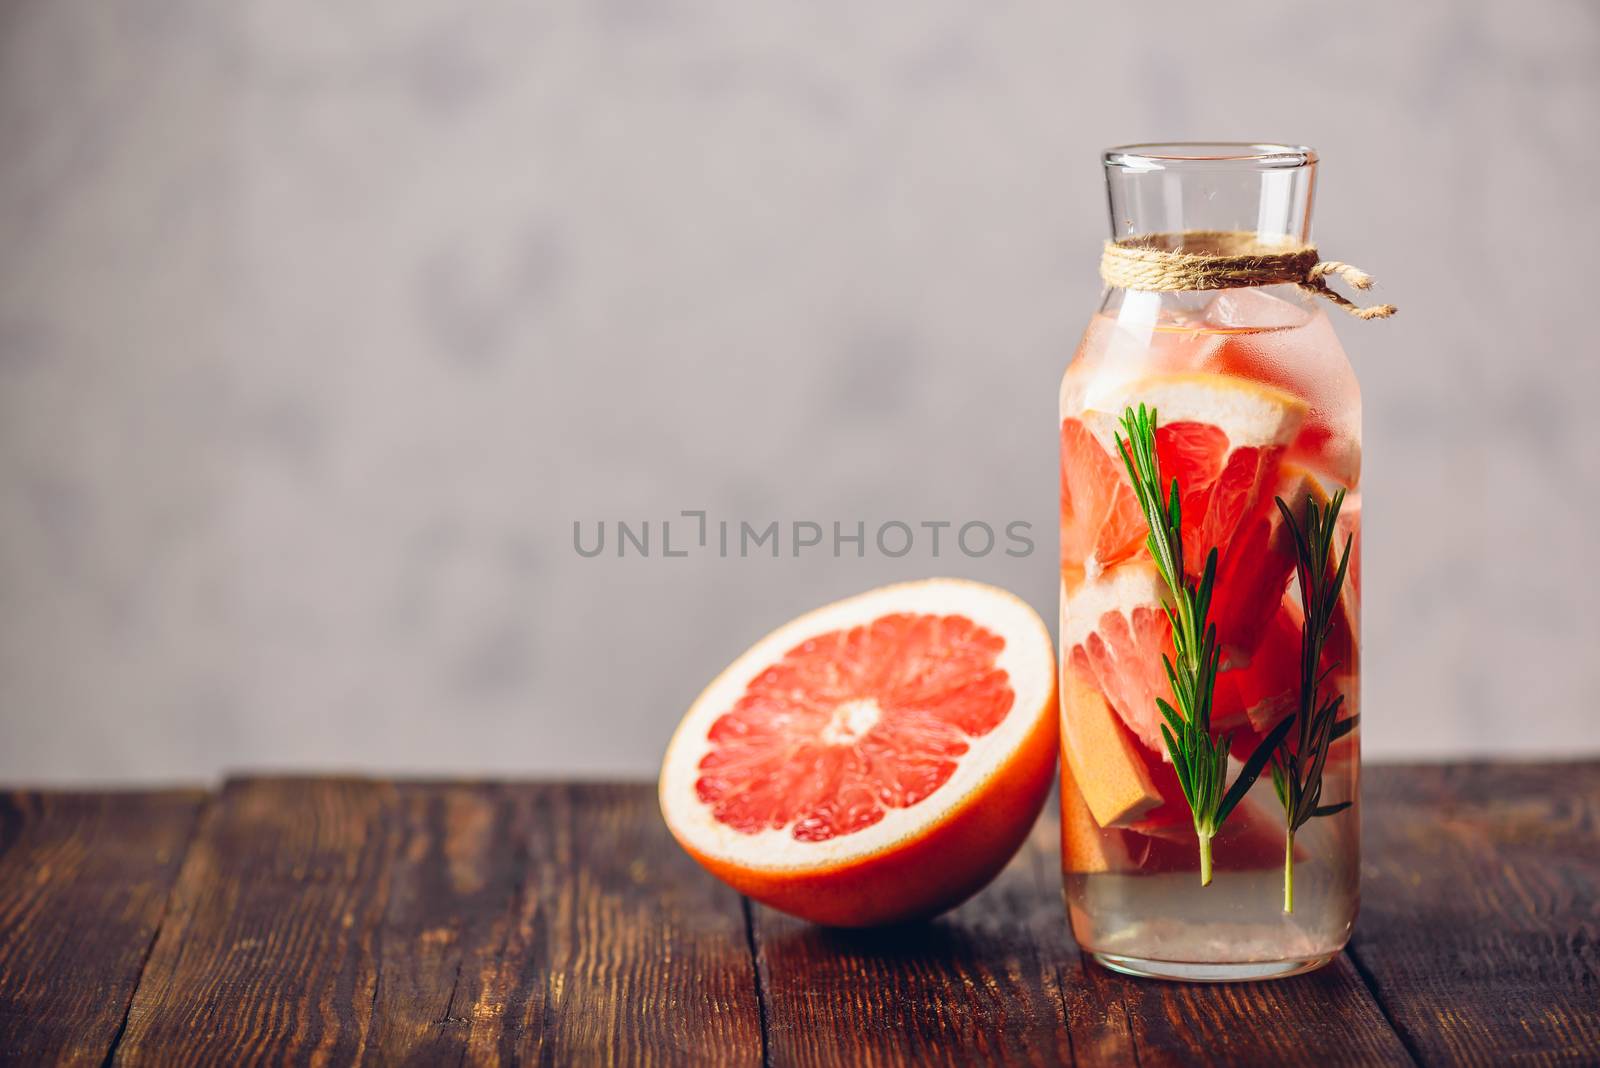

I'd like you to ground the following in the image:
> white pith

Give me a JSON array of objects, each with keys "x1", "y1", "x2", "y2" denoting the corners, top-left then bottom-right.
[
  {"x1": 1060, "y1": 562, "x2": 1167, "y2": 650},
  {"x1": 659, "y1": 579, "x2": 1054, "y2": 873},
  {"x1": 821, "y1": 698, "x2": 882, "y2": 745},
  {"x1": 1077, "y1": 372, "x2": 1307, "y2": 455}
]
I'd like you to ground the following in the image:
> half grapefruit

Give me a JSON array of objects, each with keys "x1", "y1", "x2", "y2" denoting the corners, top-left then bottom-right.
[{"x1": 660, "y1": 578, "x2": 1057, "y2": 927}]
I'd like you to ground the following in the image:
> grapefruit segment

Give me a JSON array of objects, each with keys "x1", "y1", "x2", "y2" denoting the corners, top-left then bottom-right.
[
  {"x1": 1081, "y1": 374, "x2": 1305, "y2": 579},
  {"x1": 1059, "y1": 758, "x2": 1117, "y2": 874},
  {"x1": 1060, "y1": 755, "x2": 1295, "y2": 875},
  {"x1": 1079, "y1": 372, "x2": 1306, "y2": 464},
  {"x1": 1061, "y1": 373, "x2": 1306, "y2": 589},
  {"x1": 1062, "y1": 562, "x2": 1178, "y2": 756},
  {"x1": 1063, "y1": 559, "x2": 1325, "y2": 788},
  {"x1": 1060, "y1": 418, "x2": 1145, "y2": 588},
  {"x1": 1224, "y1": 596, "x2": 1361, "y2": 765},
  {"x1": 1218, "y1": 600, "x2": 1303, "y2": 735},
  {"x1": 660, "y1": 578, "x2": 1057, "y2": 927},
  {"x1": 1057, "y1": 592, "x2": 1163, "y2": 829},
  {"x1": 1060, "y1": 758, "x2": 1189, "y2": 874},
  {"x1": 1213, "y1": 464, "x2": 1327, "y2": 662}
]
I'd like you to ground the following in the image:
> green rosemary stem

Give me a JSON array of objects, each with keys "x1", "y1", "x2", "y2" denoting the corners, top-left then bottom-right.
[
  {"x1": 1271, "y1": 489, "x2": 1357, "y2": 913},
  {"x1": 1285, "y1": 831, "x2": 1295, "y2": 912},
  {"x1": 1116, "y1": 405, "x2": 1291, "y2": 887}
]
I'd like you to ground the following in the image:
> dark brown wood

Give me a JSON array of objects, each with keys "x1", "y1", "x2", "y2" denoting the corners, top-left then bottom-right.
[
  {"x1": 106, "y1": 780, "x2": 761, "y2": 1066},
  {"x1": 1065, "y1": 949, "x2": 1412, "y2": 1067},
  {"x1": 2, "y1": 764, "x2": 1596, "y2": 1065},
  {"x1": 0, "y1": 790, "x2": 203, "y2": 1067},
  {"x1": 364, "y1": 783, "x2": 763, "y2": 1067},
  {"x1": 1053, "y1": 792, "x2": 1411, "y2": 1067},
  {"x1": 114, "y1": 778, "x2": 401, "y2": 1065},
  {"x1": 523, "y1": 783, "x2": 763, "y2": 1066},
  {"x1": 1351, "y1": 762, "x2": 1600, "y2": 1066},
  {"x1": 361, "y1": 783, "x2": 539, "y2": 1067},
  {"x1": 748, "y1": 811, "x2": 1076, "y2": 1067},
  {"x1": 749, "y1": 792, "x2": 1410, "y2": 1067}
]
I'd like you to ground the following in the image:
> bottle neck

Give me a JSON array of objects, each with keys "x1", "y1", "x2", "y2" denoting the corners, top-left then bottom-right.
[{"x1": 1104, "y1": 145, "x2": 1316, "y2": 246}]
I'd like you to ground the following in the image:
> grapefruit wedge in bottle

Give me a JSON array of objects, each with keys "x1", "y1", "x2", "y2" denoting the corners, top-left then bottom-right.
[
  {"x1": 660, "y1": 578, "x2": 1057, "y2": 927},
  {"x1": 1059, "y1": 144, "x2": 1369, "y2": 981}
]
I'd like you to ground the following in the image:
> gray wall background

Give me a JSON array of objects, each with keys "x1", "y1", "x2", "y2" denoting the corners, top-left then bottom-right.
[{"x1": 3, "y1": 1, "x2": 1598, "y2": 783}]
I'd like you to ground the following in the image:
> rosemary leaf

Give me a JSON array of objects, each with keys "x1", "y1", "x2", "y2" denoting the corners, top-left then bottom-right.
[
  {"x1": 1114, "y1": 404, "x2": 1273, "y2": 886},
  {"x1": 1271, "y1": 488, "x2": 1358, "y2": 912}
]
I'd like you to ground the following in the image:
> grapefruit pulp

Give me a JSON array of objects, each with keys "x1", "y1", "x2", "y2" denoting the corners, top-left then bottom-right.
[
  {"x1": 1060, "y1": 755, "x2": 1299, "y2": 876},
  {"x1": 660, "y1": 579, "x2": 1057, "y2": 927},
  {"x1": 1056, "y1": 587, "x2": 1163, "y2": 829},
  {"x1": 1060, "y1": 373, "x2": 1306, "y2": 589},
  {"x1": 1062, "y1": 560, "x2": 1291, "y2": 759}
]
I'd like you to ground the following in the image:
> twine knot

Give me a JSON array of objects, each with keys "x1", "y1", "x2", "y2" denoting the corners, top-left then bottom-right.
[{"x1": 1099, "y1": 230, "x2": 1396, "y2": 320}]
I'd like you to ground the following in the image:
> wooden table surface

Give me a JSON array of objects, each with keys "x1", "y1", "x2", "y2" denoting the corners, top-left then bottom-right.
[{"x1": 0, "y1": 762, "x2": 1596, "y2": 1066}]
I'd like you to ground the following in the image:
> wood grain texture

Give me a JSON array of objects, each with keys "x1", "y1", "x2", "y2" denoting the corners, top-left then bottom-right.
[
  {"x1": 749, "y1": 810, "x2": 1077, "y2": 1067},
  {"x1": 4, "y1": 764, "x2": 1596, "y2": 1066},
  {"x1": 750, "y1": 792, "x2": 1412, "y2": 1067},
  {"x1": 361, "y1": 783, "x2": 539, "y2": 1067},
  {"x1": 0, "y1": 790, "x2": 203, "y2": 1067},
  {"x1": 114, "y1": 778, "x2": 401, "y2": 1065},
  {"x1": 1062, "y1": 950, "x2": 1412, "y2": 1068},
  {"x1": 525, "y1": 783, "x2": 763, "y2": 1066},
  {"x1": 363, "y1": 783, "x2": 763, "y2": 1067},
  {"x1": 1352, "y1": 762, "x2": 1600, "y2": 1066},
  {"x1": 106, "y1": 780, "x2": 761, "y2": 1066}
]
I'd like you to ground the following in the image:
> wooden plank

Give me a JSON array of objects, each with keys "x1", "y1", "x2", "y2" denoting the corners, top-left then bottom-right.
[
  {"x1": 114, "y1": 778, "x2": 401, "y2": 1064},
  {"x1": 1350, "y1": 761, "x2": 1600, "y2": 1066},
  {"x1": 1065, "y1": 947, "x2": 1412, "y2": 1067},
  {"x1": 749, "y1": 808, "x2": 1077, "y2": 1067},
  {"x1": 523, "y1": 783, "x2": 765, "y2": 1066},
  {"x1": 365, "y1": 782, "x2": 764, "y2": 1066},
  {"x1": 750, "y1": 788, "x2": 1411, "y2": 1067},
  {"x1": 360, "y1": 782, "x2": 539, "y2": 1066},
  {"x1": 0, "y1": 790, "x2": 203, "y2": 1067},
  {"x1": 64, "y1": 766, "x2": 1594, "y2": 1064},
  {"x1": 1050, "y1": 789, "x2": 1410, "y2": 1067},
  {"x1": 115, "y1": 780, "x2": 762, "y2": 1066}
]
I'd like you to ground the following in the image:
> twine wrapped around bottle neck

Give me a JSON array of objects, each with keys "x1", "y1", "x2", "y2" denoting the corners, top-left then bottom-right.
[{"x1": 1099, "y1": 230, "x2": 1396, "y2": 320}]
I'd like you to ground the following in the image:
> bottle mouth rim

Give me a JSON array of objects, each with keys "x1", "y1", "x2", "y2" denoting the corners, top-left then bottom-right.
[{"x1": 1104, "y1": 143, "x2": 1317, "y2": 171}]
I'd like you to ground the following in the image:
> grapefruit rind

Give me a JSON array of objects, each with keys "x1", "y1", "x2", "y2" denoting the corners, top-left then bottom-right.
[
  {"x1": 1059, "y1": 656, "x2": 1163, "y2": 829},
  {"x1": 659, "y1": 579, "x2": 1056, "y2": 878},
  {"x1": 1059, "y1": 758, "x2": 1119, "y2": 874},
  {"x1": 1061, "y1": 562, "x2": 1183, "y2": 756},
  {"x1": 1060, "y1": 561, "x2": 1170, "y2": 653},
  {"x1": 1079, "y1": 372, "x2": 1307, "y2": 457}
]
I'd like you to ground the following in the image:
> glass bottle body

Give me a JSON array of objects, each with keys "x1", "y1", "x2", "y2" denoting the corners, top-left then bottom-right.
[{"x1": 1059, "y1": 146, "x2": 1361, "y2": 981}]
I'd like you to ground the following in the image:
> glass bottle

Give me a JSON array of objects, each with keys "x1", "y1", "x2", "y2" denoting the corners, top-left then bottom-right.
[{"x1": 1059, "y1": 144, "x2": 1361, "y2": 981}]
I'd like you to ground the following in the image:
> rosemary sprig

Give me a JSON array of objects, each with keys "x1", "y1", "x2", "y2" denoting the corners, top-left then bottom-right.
[
  {"x1": 1271, "y1": 489, "x2": 1359, "y2": 912},
  {"x1": 1116, "y1": 405, "x2": 1292, "y2": 886}
]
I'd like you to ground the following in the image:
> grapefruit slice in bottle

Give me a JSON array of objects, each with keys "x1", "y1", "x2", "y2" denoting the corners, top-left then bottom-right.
[
  {"x1": 1061, "y1": 559, "x2": 1288, "y2": 752},
  {"x1": 1212, "y1": 463, "x2": 1328, "y2": 661},
  {"x1": 1062, "y1": 562, "x2": 1308, "y2": 812},
  {"x1": 1062, "y1": 561, "x2": 1185, "y2": 758},
  {"x1": 659, "y1": 578, "x2": 1057, "y2": 927},
  {"x1": 1060, "y1": 373, "x2": 1307, "y2": 588},
  {"x1": 1060, "y1": 742, "x2": 1298, "y2": 875},
  {"x1": 1057, "y1": 581, "x2": 1163, "y2": 828}
]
